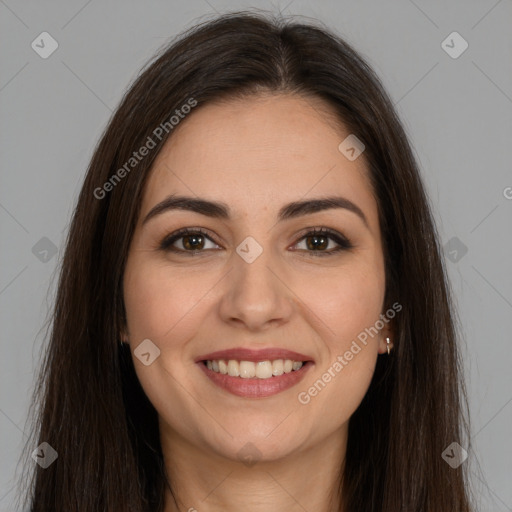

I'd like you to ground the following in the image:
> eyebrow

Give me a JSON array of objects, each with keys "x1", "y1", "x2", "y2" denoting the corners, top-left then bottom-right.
[{"x1": 142, "y1": 194, "x2": 369, "y2": 229}]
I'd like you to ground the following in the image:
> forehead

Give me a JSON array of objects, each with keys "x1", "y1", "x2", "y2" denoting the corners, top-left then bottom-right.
[{"x1": 141, "y1": 93, "x2": 379, "y2": 231}]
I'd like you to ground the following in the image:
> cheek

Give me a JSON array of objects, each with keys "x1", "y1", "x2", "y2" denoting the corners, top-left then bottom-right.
[
  {"x1": 306, "y1": 350, "x2": 377, "y2": 437},
  {"x1": 336, "y1": 273, "x2": 384, "y2": 340},
  {"x1": 297, "y1": 262, "x2": 384, "y2": 423},
  {"x1": 296, "y1": 258, "x2": 385, "y2": 347},
  {"x1": 123, "y1": 260, "x2": 213, "y2": 431},
  {"x1": 123, "y1": 258, "x2": 210, "y2": 344}
]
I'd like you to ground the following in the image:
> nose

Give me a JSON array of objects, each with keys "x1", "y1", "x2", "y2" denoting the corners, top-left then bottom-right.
[{"x1": 218, "y1": 249, "x2": 294, "y2": 333}]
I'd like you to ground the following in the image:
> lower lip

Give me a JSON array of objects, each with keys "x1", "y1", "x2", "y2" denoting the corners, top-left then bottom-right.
[{"x1": 198, "y1": 361, "x2": 313, "y2": 398}]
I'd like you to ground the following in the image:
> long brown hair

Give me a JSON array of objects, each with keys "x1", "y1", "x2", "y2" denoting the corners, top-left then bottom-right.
[{"x1": 17, "y1": 11, "x2": 474, "y2": 511}]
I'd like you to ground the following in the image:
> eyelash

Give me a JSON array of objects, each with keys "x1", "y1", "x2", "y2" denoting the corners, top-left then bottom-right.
[{"x1": 159, "y1": 227, "x2": 354, "y2": 257}]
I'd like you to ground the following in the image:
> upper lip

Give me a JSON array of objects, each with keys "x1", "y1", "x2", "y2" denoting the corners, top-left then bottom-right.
[{"x1": 196, "y1": 347, "x2": 314, "y2": 363}]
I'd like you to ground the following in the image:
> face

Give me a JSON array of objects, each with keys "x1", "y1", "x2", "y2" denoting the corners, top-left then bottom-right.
[{"x1": 122, "y1": 93, "x2": 393, "y2": 462}]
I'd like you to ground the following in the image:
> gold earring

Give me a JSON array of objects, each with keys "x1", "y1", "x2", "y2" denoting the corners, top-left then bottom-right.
[{"x1": 386, "y1": 337, "x2": 392, "y2": 355}]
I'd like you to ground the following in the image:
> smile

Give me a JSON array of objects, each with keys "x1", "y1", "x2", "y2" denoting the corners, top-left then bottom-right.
[
  {"x1": 206, "y1": 358, "x2": 303, "y2": 378},
  {"x1": 196, "y1": 348, "x2": 314, "y2": 398}
]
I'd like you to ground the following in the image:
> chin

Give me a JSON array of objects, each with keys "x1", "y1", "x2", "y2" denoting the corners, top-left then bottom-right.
[{"x1": 199, "y1": 420, "x2": 309, "y2": 463}]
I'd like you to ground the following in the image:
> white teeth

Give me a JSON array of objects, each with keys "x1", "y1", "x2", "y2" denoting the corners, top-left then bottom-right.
[
  {"x1": 239, "y1": 361, "x2": 256, "y2": 378},
  {"x1": 227, "y1": 359, "x2": 239, "y2": 377},
  {"x1": 272, "y1": 359, "x2": 284, "y2": 376},
  {"x1": 218, "y1": 360, "x2": 228, "y2": 375},
  {"x1": 256, "y1": 361, "x2": 273, "y2": 379},
  {"x1": 205, "y1": 359, "x2": 305, "y2": 379}
]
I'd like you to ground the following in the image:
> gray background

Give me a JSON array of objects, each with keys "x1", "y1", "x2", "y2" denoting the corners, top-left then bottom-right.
[{"x1": 1, "y1": 0, "x2": 511, "y2": 510}]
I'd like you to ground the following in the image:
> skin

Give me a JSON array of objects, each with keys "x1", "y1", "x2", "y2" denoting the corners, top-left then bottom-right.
[{"x1": 122, "y1": 93, "x2": 394, "y2": 512}]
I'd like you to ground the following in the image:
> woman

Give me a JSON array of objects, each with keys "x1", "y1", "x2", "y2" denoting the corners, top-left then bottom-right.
[{"x1": 18, "y1": 11, "x2": 474, "y2": 512}]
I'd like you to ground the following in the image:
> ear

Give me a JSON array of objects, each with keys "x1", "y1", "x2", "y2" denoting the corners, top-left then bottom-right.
[
  {"x1": 377, "y1": 319, "x2": 395, "y2": 354},
  {"x1": 118, "y1": 302, "x2": 130, "y2": 342},
  {"x1": 119, "y1": 321, "x2": 130, "y2": 344}
]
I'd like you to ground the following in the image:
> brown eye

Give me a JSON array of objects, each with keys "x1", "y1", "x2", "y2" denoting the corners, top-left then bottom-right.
[
  {"x1": 292, "y1": 228, "x2": 353, "y2": 257},
  {"x1": 304, "y1": 233, "x2": 329, "y2": 251},
  {"x1": 159, "y1": 226, "x2": 353, "y2": 257},
  {"x1": 180, "y1": 233, "x2": 205, "y2": 250},
  {"x1": 160, "y1": 228, "x2": 220, "y2": 253}
]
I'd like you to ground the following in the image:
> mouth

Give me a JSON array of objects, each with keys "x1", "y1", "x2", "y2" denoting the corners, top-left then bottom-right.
[{"x1": 196, "y1": 348, "x2": 314, "y2": 398}]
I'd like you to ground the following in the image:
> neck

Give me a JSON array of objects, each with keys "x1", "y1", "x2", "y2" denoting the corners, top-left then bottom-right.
[{"x1": 161, "y1": 425, "x2": 347, "y2": 512}]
